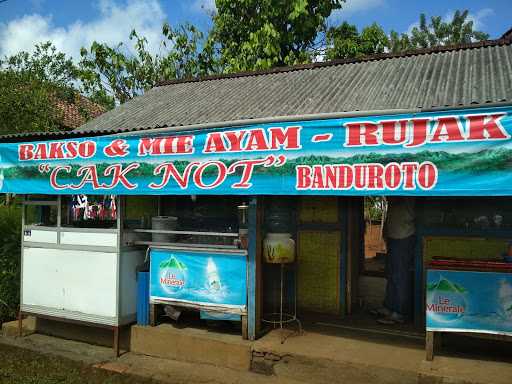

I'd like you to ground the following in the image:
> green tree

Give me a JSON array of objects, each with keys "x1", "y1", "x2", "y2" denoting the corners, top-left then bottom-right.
[
  {"x1": 0, "y1": 70, "x2": 61, "y2": 134},
  {"x1": 0, "y1": 204, "x2": 21, "y2": 323},
  {"x1": 389, "y1": 10, "x2": 489, "y2": 53},
  {"x1": 78, "y1": 23, "x2": 212, "y2": 105},
  {"x1": 325, "y1": 22, "x2": 388, "y2": 60},
  {"x1": 210, "y1": 0, "x2": 345, "y2": 72},
  {"x1": 0, "y1": 42, "x2": 99, "y2": 135},
  {"x1": 2, "y1": 42, "x2": 78, "y2": 88},
  {"x1": 0, "y1": 43, "x2": 70, "y2": 135}
]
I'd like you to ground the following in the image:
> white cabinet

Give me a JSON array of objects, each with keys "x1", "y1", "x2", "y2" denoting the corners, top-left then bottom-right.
[{"x1": 21, "y1": 231, "x2": 144, "y2": 326}]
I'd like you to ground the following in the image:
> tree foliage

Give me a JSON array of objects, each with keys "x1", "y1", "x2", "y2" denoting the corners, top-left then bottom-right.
[
  {"x1": 0, "y1": 204, "x2": 21, "y2": 323},
  {"x1": 210, "y1": 0, "x2": 345, "y2": 72},
  {"x1": 0, "y1": 43, "x2": 74, "y2": 135},
  {"x1": 1, "y1": 42, "x2": 78, "y2": 88},
  {"x1": 326, "y1": 9, "x2": 490, "y2": 60},
  {"x1": 325, "y1": 22, "x2": 388, "y2": 60},
  {"x1": 78, "y1": 23, "x2": 212, "y2": 105},
  {"x1": 0, "y1": 71, "x2": 61, "y2": 134},
  {"x1": 388, "y1": 10, "x2": 489, "y2": 53},
  {"x1": 0, "y1": 42, "x2": 90, "y2": 135},
  {"x1": 74, "y1": 6, "x2": 491, "y2": 102}
]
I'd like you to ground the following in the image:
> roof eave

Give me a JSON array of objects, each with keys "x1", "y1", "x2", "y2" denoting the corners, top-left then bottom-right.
[{"x1": 2, "y1": 101, "x2": 512, "y2": 143}]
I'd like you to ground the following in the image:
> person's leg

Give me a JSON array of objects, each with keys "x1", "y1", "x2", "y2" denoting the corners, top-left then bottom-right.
[
  {"x1": 370, "y1": 248, "x2": 392, "y2": 316},
  {"x1": 396, "y1": 235, "x2": 416, "y2": 320},
  {"x1": 377, "y1": 238, "x2": 404, "y2": 324},
  {"x1": 384, "y1": 238, "x2": 400, "y2": 314}
]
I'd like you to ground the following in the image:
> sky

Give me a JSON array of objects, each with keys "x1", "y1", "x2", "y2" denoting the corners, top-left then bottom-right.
[{"x1": 0, "y1": 0, "x2": 510, "y2": 62}]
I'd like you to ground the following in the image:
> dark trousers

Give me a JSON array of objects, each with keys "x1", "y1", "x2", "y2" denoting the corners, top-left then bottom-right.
[{"x1": 384, "y1": 235, "x2": 415, "y2": 318}]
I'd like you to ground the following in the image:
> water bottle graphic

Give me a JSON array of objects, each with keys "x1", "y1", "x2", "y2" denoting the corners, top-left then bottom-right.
[
  {"x1": 206, "y1": 258, "x2": 222, "y2": 293},
  {"x1": 498, "y1": 279, "x2": 512, "y2": 319}
]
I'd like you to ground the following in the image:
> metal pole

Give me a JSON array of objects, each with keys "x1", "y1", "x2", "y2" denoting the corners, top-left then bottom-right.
[{"x1": 280, "y1": 263, "x2": 284, "y2": 332}]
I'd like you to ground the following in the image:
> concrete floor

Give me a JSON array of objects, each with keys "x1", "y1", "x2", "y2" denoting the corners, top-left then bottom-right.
[
  {"x1": 3, "y1": 318, "x2": 512, "y2": 384},
  {"x1": 253, "y1": 323, "x2": 512, "y2": 384},
  {"x1": 0, "y1": 332, "x2": 300, "y2": 384}
]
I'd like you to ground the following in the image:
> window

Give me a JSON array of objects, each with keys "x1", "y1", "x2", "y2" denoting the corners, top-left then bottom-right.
[
  {"x1": 25, "y1": 204, "x2": 57, "y2": 227},
  {"x1": 60, "y1": 195, "x2": 117, "y2": 229},
  {"x1": 417, "y1": 197, "x2": 512, "y2": 230},
  {"x1": 124, "y1": 196, "x2": 159, "y2": 229}
]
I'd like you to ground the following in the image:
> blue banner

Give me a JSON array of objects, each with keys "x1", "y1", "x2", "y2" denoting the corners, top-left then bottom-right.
[
  {"x1": 149, "y1": 248, "x2": 247, "y2": 313},
  {"x1": 426, "y1": 269, "x2": 512, "y2": 335},
  {"x1": 1, "y1": 106, "x2": 512, "y2": 195}
]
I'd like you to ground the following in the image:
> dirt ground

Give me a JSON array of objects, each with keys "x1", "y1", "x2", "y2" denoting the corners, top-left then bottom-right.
[{"x1": 0, "y1": 343, "x2": 162, "y2": 384}]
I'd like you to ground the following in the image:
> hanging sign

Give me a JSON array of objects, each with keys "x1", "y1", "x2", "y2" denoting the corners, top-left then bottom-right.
[
  {"x1": 1, "y1": 106, "x2": 512, "y2": 195},
  {"x1": 149, "y1": 248, "x2": 247, "y2": 313},
  {"x1": 426, "y1": 269, "x2": 512, "y2": 336}
]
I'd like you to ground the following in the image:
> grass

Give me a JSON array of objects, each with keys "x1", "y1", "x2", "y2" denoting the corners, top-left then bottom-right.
[{"x1": 0, "y1": 343, "x2": 161, "y2": 384}]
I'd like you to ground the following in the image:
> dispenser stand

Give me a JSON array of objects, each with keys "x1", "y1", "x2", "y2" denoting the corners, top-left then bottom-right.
[{"x1": 262, "y1": 262, "x2": 302, "y2": 343}]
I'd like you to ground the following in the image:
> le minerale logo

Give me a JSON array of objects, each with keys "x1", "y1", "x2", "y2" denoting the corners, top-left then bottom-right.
[
  {"x1": 427, "y1": 277, "x2": 467, "y2": 318},
  {"x1": 159, "y1": 256, "x2": 187, "y2": 289},
  {"x1": 427, "y1": 297, "x2": 465, "y2": 314}
]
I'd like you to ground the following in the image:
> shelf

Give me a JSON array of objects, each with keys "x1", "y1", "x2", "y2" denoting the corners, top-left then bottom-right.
[
  {"x1": 133, "y1": 241, "x2": 247, "y2": 255},
  {"x1": 132, "y1": 229, "x2": 239, "y2": 237}
]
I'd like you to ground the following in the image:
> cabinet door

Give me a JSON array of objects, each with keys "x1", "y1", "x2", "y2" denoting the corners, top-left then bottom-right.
[{"x1": 22, "y1": 247, "x2": 118, "y2": 318}]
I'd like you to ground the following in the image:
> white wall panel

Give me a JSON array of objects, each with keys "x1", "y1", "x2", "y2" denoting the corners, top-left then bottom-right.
[
  {"x1": 22, "y1": 247, "x2": 118, "y2": 317},
  {"x1": 60, "y1": 231, "x2": 117, "y2": 247},
  {"x1": 23, "y1": 229, "x2": 57, "y2": 244}
]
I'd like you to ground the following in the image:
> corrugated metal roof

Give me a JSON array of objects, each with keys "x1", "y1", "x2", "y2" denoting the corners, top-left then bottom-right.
[
  {"x1": 74, "y1": 40, "x2": 512, "y2": 135},
  {"x1": 1, "y1": 39, "x2": 511, "y2": 142}
]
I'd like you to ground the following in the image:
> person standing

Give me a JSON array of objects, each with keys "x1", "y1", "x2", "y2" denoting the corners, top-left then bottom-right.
[{"x1": 376, "y1": 197, "x2": 416, "y2": 324}]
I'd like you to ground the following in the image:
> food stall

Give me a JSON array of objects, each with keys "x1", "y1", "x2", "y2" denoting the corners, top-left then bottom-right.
[
  {"x1": 19, "y1": 193, "x2": 251, "y2": 352},
  {"x1": 1, "y1": 103, "x2": 512, "y2": 355},
  {"x1": 19, "y1": 194, "x2": 144, "y2": 356}
]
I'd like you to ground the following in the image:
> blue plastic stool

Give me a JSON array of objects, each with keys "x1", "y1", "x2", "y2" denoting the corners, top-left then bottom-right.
[{"x1": 136, "y1": 272, "x2": 150, "y2": 325}]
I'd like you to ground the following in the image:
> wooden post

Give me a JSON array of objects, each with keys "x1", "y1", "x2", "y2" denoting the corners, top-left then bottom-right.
[
  {"x1": 113, "y1": 326, "x2": 120, "y2": 357},
  {"x1": 339, "y1": 198, "x2": 348, "y2": 315},
  {"x1": 241, "y1": 315, "x2": 248, "y2": 340},
  {"x1": 346, "y1": 199, "x2": 353, "y2": 315},
  {"x1": 149, "y1": 304, "x2": 157, "y2": 326},
  {"x1": 426, "y1": 331, "x2": 435, "y2": 361},
  {"x1": 17, "y1": 310, "x2": 23, "y2": 337}
]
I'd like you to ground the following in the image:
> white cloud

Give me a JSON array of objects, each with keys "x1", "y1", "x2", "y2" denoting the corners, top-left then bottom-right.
[
  {"x1": 192, "y1": 0, "x2": 217, "y2": 14},
  {"x1": 466, "y1": 8, "x2": 494, "y2": 31},
  {"x1": 330, "y1": 0, "x2": 385, "y2": 22},
  {"x1": 0, "y1": 0, "x2": 167, "y2": 61}
]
